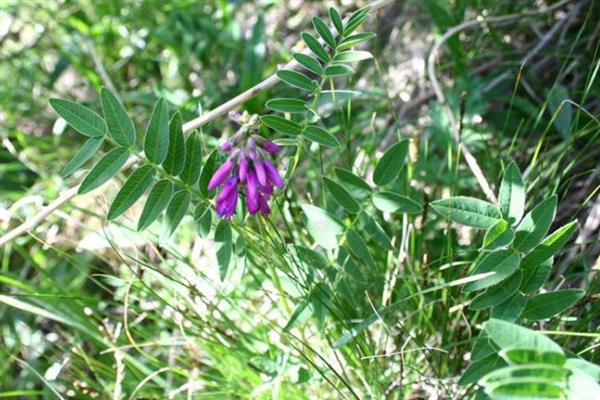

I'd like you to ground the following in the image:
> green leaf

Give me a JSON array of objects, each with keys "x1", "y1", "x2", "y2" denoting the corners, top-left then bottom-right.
[
  {"x1": 277, "y1": 70, "x2": 317, "y2": 91},
  {"x1": 180, "y1": 130, "x2": 202, "y2": 185},
  {"x1": 514, "y1": 195, "x2": 557, "y2": 252},
  {"x1": 303, "y1": 125, "x2": 340, "y2": 147},
  {"x1": 521, "y1": 258, "x2": 552, "y2": 294},
  {"x1": 144, "y1": 98, "x2": 170, "y2": 164},
  {"x1": 361, "y1": 213, "x2": 392, "y2": 250},
  {"x1": 199, "y1": 150, "x2": 218, "y2": 197},
  {"x1": 498, "y1": 161, "x2": 525, "y2": 225},
  {"x1": 491, "y1": 293, "x2": 526, "y2": 322},
  {"x1": 520, "y1": 221, "x2": 578, "y2": 272},
  {"x1": 78, "y1": 147, "x2": 130, "y2": 194},
  {"x1": 107, "y1": 165, "x2": 155, "y2": 220},
  {"x1": 49, "y1": 98, "x2": 106, "y2": 137},
  {"x1": 324, "y1": 64, "x2": 354, "y2": 77},
  {"x1": 262, "y1": 115, "x2": 303, "y2": 135},
  {"x1": 163, "y1": 112, "x2": 186, "y2": 176},
  {"x1": 312, "y1": 17, "x2": 336, "y2": 49},
  {"x1": 470, "y1": 271, "x2": 522, "y2": 310},
  {"x1": 214, "y1": 220, "x2": 232, "y2": 280},
  {"x1": 431, "y1": 196, "x2": 502, "y2": 230},
  {"x1": 293, "y1": 53, "x2": 324, "y2": 76},
  {"x1": 61, "y1": 137, "x2": 103, "y2": 177},
  {"x1": 301, "y1": 204, "x2": 344, "y2": 249},
  {"x1": 501, "y1": 348, "x2": 566, "y2": 366},
  {"x1": 464, "y1": 250, "x2": 521, "y2": 292},
  {"x1": 565, "y1": 358, "x2": 600, "y2": 381},
  {"x1": 329, "y1": 7, "x2": 344, "y2": 36},
  {"x1": 334, "y1": 168, "x2": 372, "y2": 200},
  {"x1": 100, "y1": 88, "x2": 135, "y2": 146},
  {"x1": 137, "y1": 179, "x2": 172, "y2": 231},
  {"x1": 346, "y1": 229, "x2": 375, "y2": 268},
  {"x1": 324, "y1": 177, "x2": 360, "y2": 213},
  {"x1": 373, "y1": 139, "x2": 409, "y2": 186},
  {"x1": 333, "y1": 51, "x2": 373, "y2": 63},
  {"x1": 266, "y1": 98, "x2": 308, "y2": 113},
  {"x1": 301, "y1": 32, "x2": 329, "y2": 62},
  {"x1": 163, "y1": 189, "x2": 190, "y2": 237},
  {"x1": 480, "y1": 365, "x2": 566, "y2": 398},
  {"x1": 459, "y1": 354, "x2": 506, "y2": 386},
  {"x1": 484, "y1": 318, "x2": 563, "y2": 354},
  {"x1": 193, "y1": 204, "x2": 212, "y2": 237},
  {"x1": 523, "y1": 289, "x2": 585, "y2": 320},
  {"x1": 344, "y1": 9, "x2": 369, "y2": 36},
  {"x1": 338, "y1": 32, "x2": 376, "y2": 51},
  {"x1": 548, "y1": 84, "x2": 572, "y2": 137},
  {"x1": 296, "y1": 246, "x2": 329, "y2": 269},
  {"x1": 372, "y1": 192, "x2": 422, "y2": 214},
  {"x1": 483, "y1": 220, "x2": 514, "y2": 250}
]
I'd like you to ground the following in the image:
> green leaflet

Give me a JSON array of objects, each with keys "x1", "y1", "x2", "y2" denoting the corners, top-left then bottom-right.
[
  {"x1": 79, "y1": 147, "x2": 130, "y2": 194},
  {"x1": 137, "y1": 179, "x2": 173, "y2": 231},
  {"x1": 372, "y1": 192, "x2": 422, "y2": 214},
  {"x1": 323, "y1": 64, "x2": 354, "y2": 77},
  {"x1": 301, "y1": 32, "x2": 329, "y2": 62},
  {"x1": 163, "y1": 189, "x2": 190, "y2": 237},
  {"x1": 49, "y1": 98, "x2": 106, "y2": 137},
  {"x1": 520, "y1": 221, "x2": 578, "y2": 272},
  {"x1": 266, "y1": 98, "x2": 309, "y2": 113},
  {"x1": 61, "y1": 137, "x2": 103, "y2": 177},
  {"x1": 513, "y1": 195, "x2": 557, "y2": 252},
  {"x1": 301, "y1": 204, "x2": 344, "y2": 249},
  {"x1": 324, "y1": 177, "x2": 360, "y2": 213},
  {"x1": 303, "y1": 125, "x2": 340, "y2": 147},
  {"x1": 107, "y1": 164, "x2": 155, "y2": 220},
  {"x1": 373, "y1": 139, "x2": 408, "y2": 186},
  {"x1": 262, "y1": 115, "x2": 303, "y2": 135},
  {"x1": 144, "y1": 98, "x2": 169, "y2": 164},
  {"x1": 523, "y1": 289, "x2": 585, "y2": 320},
  {"x1": 329, "y1": 7, "x2": 344, "y2": 36},
  {"x1": 276, "y1": 70, "x2": 317, "y2": 91},
  {"x1": 180, "y1": 130, "x2": 202, "y2": 185},
  {"x1": 333, "y1": 51, "x2": 373, "y2": 63},
  {"x1": 464, "y1": 250, "x2": 521, "y2": 292},
  {"x1": 312, "y1": 17, "x2": 335, "y2": 49},
  {"x1": 163, "y1": 112, "x2": 186, "y2": 176},
  {"x1": 100, "y1": 88, "x2": 135, "y2": 146},
  {"x1": 498, "y1": 161, "x2": 525, "y2": 225},
  {"x1": 431, "y1": 196, "x2": 502, "y2": 230},
  {"x1": 334, "y1": 168, "x2": 372, "y2": 200}
]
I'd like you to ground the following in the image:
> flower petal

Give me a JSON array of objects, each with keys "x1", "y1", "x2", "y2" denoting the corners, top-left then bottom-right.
[{"x1": 208, "y1": 160, "x2": 234, "y2": 190}]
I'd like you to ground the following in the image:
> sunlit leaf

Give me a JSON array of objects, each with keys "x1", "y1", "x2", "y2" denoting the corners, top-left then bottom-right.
[
  {"x1": 79, "y1": 147, "x2": 130, "y2": 194},
  {"x1": 498, "y1": 161, "x2": 525, "y2": 225},
  {"x1": 373, "y1": 139, "x2": 408, "y2": 186},
  {"x1": 49, "y1": 98, "x2": 106, "y2": 137},
  {"x1": 61, "y1": 137, "x2": 103, "y2": 177},
  {"x1": 100, "y1": 88, "x2": 135, "y2": 146},
  {"x1": 303, "y1": 125, "x2": 340, "y2": 147},
  {"x1": 301, "y1": 204, "x2": 344, "y2": 249},
  {"x1": 107, "y1": 165, "x2": 155, "y2": 220},
  {"x1": 431, "y1": 196, "x2": 502, "y2": 230},
  {"x1": 144, "y1": 98, "x2": 169, "y2": 164},
  {"x1": 464, "y1": 250, "x2": 520, "y2": 292},
  {"x1": 137, "y1": 179, "x2": 172, "y2": 231},
  {"x1": 262, "y1": 115, "x2": 303, "y2": 135},
  {"x1": 372, "y1": 192, "x2": 422, "y2": 214}
]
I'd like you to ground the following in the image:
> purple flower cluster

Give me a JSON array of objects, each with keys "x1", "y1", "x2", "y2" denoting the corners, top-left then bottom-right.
[{"x1": 208, "y1": 137, "x2": 284, "y2": 219}]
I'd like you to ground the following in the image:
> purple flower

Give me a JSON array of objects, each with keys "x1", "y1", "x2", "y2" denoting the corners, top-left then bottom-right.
[
  {"x1": 207, "y1": 131, "x2": 286, "y2": 219},
  {"x1": 238, "y1": 156, "x2": 248, "y2": 182},
  {"x1": 254, "y1": 161, "x2": 267, "y2": 187},
  {"x1": 258, "y1": 193, "x2": 271, "y2": 214},
  {"x1": 263, "y1": 160, "x2": 284, "y2": 189},
  {"x1": 262, "y1": 140, "x2": 281, "y2": 153},
  {"x1": 220, "y1": 140, "x2": 234, "y2": 152},
  {"x1": 216, "y1": 177, "x2": 239, "y2": 219},
  {"x1": 208, "y1": 159, "x2": 234, "y2": 190},
  {"x1": 246, "y1": 169, "x2": 259, "y2": 215}
]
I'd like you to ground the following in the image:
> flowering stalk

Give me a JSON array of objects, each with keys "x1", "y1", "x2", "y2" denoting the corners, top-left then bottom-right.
[{"x1": 207, "y1": 120, "x2": 284, "y2": 219}]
